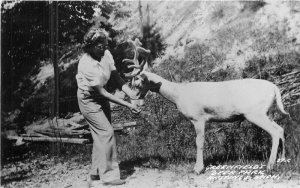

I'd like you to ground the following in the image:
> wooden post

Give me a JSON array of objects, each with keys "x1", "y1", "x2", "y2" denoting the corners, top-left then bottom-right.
[{"x1": 50, "y1": 1, "x2": 59, "y2": 119}]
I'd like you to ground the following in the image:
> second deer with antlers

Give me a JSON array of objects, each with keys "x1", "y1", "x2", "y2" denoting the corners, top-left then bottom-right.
[{"x1": 124, "y1": 38, "x2": 289, "y2": 174}]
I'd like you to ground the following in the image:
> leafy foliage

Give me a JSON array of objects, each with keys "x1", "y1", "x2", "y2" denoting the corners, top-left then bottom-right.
[
  {"x1": 1, "y1": 1, "x2": 97, "y2": 124},
  {"x1": 140, "y1": 23, "x2": 167, "y2": 66},
  {"x1": 1, "y1": 0, "x2": 167, "y2": 126}
]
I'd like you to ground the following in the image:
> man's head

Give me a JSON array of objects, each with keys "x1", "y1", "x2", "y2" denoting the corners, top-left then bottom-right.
[{"x1": 83, "y1": 28, "x2": 109, "y2": 60}]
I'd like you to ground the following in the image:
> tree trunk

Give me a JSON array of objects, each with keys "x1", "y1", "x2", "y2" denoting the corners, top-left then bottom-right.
[{"x1": 50, "y1": 1, "x2": 59, "y2": 119}]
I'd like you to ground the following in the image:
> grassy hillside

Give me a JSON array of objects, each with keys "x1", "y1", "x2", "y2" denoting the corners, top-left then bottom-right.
[{"x1": 113, "y1": 1, "x2": 300, "y2": 61}]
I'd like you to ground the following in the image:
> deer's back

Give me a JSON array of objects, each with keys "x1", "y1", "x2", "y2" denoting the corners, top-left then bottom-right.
[{"x1": 176, "y1": 79, "x2": 276, "y2": 121}]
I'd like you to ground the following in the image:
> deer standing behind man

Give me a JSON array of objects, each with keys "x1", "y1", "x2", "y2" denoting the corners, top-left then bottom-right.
[{"x1": 123, "y1": 39, "x2": 290, "y2": 174}]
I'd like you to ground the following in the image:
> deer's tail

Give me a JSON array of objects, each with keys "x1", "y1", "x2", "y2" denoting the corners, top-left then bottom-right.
[{"x1": 274, "y1": 85, "x2": 290, "y2": 117}]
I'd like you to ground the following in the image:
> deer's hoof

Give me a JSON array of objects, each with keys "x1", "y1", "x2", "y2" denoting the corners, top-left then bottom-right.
[
  {"x1": 266, "y1": 163, "x2": 274, "y2": 174},
  {"x1": 193, "y1": 166, "x2": 205, "y2": 175}
]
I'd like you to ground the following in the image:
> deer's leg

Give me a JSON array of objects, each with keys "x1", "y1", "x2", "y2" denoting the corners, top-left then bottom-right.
[
  {"x1": 272, "y1": 121, "x2": 285, "y2": 160},
  {"x1": 191, "y1": 119, "x2": 206, "y2": 174},
  {"x1": 245, "y1": 113, "x2": 281, "y2": 172}
]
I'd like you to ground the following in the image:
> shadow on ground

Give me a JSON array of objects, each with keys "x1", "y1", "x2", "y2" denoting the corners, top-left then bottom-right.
[{"x1": 119, "y1": 156, "x2": 168, "y2": 179}]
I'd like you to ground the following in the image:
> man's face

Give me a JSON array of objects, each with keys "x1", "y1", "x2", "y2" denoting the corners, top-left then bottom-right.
[
  {"x1": 95, "y1": 38, "x2": 108, "y2": 51},
  {"x1": 91, "y1": 39, "x2": 108, "y2": 59}
]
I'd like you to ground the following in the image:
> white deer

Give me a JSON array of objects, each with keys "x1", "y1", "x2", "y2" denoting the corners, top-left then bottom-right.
[{"x1": 124, "y1": 39, "x2": 289, "y2": 173}]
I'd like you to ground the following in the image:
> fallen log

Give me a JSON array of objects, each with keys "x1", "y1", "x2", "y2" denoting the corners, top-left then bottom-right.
[
  {"x1": 6, "y1": 121, "x2": 140, "y2": 144},
  {"x1": 34, "y1": 129, "x2": 90, "y2": 138},
  {"x1": 55, "y1": 121, "x2": 137, "y2": 131},
  {"x1": 7, "y1": 135, "x2": 89, "y2": 144},
  {"x1": 68, "y1": 121, "x2": 88, "y2": 130},
  {"x1": 280, "y1": 70, "x2": 300, "y2": 78},
  {"x1": 20, "y1": 133, "x2": 50, "y2": 137},
  {"x1": 113, "y1": 121, "x2": 137, "y2": 131}
]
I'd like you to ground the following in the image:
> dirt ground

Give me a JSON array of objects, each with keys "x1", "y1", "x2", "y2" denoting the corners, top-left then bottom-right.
[{"x1": 2, "y1": 156, "x2": 300, "y2": 188}]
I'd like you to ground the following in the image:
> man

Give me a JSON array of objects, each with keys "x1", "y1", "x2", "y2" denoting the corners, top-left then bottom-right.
[{"x1": 76, "y1": 27, "x2": 140, "y2": 186}]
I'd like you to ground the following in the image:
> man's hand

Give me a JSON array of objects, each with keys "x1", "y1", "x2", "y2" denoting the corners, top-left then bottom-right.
[
  {"x1": 93, "y1": 85, "x2": 142, "y2": 114},
  {"x1": 128, "y1": 103, "x2": 142, "y2": 114}
]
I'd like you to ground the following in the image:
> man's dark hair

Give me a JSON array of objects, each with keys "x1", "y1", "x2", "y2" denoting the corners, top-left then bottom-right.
[{"x1": 83, "y1": 27, "x2": 108, "y2": 58}]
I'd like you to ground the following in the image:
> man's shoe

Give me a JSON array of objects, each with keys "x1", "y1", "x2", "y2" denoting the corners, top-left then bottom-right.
[
  {"x1": 103, "y1": 179, "x2": 126, "y2": 186},
  {"x1": 87, "y1": 175, "x2": 101, "y2": 188},
  {"x1": 90, "y1": 175, "x2": 100, "y2": 181}
]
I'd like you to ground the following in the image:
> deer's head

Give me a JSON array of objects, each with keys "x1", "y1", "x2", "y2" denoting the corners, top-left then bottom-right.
[{"x1": 123, "y1": 39, "x2": 153, "y2": 105}]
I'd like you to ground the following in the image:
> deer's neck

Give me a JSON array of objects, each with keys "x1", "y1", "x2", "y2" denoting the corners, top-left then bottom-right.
[{"x1": 145, "y1": 72, "x2": 179, "y2": 103}]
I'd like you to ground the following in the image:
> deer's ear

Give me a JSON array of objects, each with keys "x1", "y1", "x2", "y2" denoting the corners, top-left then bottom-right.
[
  {"x1": 140, "y1": 72, "x2": 147, "y2": 79},
  {"x1": 149, "y1": 81, "x2": 162, "y2": 93},
  {"x1": 142, "y1": 61, "x2": 148, "y2": 72}
]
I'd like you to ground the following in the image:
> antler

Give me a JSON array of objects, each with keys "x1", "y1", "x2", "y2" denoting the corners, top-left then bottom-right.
[{"x1": 123, "y1": 38, "x2": 150, "y2": 78}]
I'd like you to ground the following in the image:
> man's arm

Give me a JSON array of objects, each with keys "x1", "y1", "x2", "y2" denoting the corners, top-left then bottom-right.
[
  {"x1": 110, "y1": 70, "x2": 126, "y2": 90},
  {"x1": 92, "y1": 85, "x2": 140, "y2": 113},
  {"x1": 110, "y1": 70, "x2": 135, "y2": 98}
]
